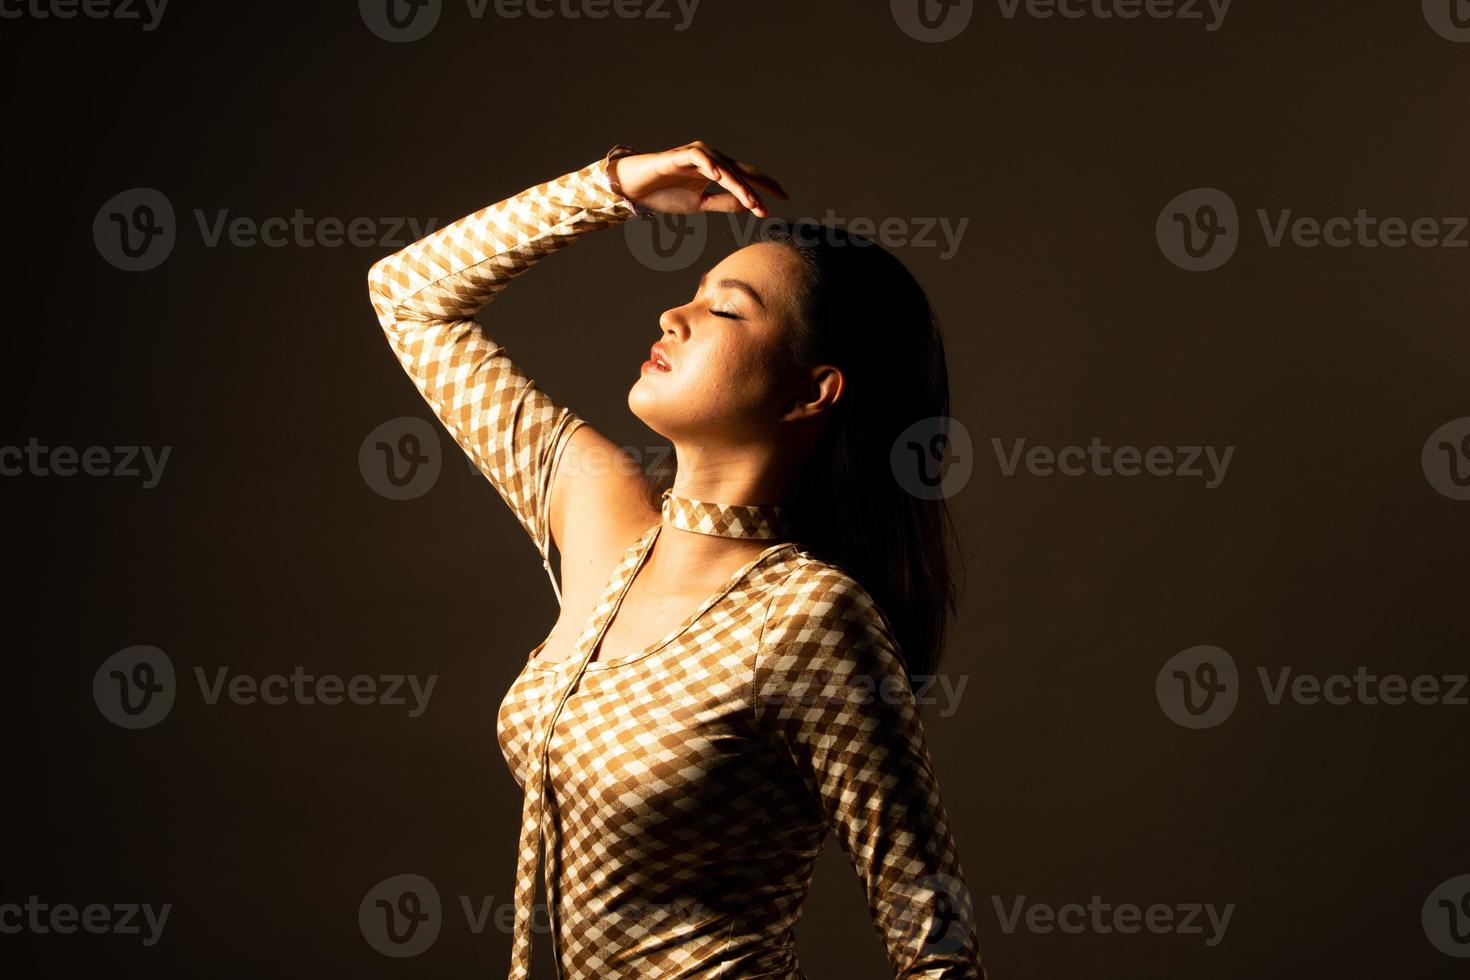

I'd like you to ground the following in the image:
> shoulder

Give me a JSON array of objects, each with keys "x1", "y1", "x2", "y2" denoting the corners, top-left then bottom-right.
[
  {"x1": 750, "y1": 552, "x2": 914, "y2": 730},
  {"x1": 757, "y1": 551, "x2": 901, "y2": 670}
]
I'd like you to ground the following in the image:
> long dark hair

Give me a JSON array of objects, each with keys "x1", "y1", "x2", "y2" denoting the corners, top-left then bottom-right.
[{"x1": 642, "y1": 221, "x2": 967, "y2": 685}]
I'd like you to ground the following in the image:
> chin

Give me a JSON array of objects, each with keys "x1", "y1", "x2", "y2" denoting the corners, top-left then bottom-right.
[
  {"x1": 627, "y1": 380, "x2": 666, "y2": 432},
  {"x1": 629, "y1": 381, "x2": 700, "y2": 444}
]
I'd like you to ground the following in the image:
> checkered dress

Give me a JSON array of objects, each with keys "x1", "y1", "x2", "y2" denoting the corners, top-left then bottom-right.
[{"x1": 368, "y1": 150, "x2": 985, "y2": 979}]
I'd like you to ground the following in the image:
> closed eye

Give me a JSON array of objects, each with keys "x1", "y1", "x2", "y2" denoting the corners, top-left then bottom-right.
[{"x1": 711, "y1": 308, "x2": 743, "y2": 320}]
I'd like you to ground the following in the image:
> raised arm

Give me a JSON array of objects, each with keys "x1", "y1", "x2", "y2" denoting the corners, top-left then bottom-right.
[
  {"x1": 367, "y1": 141, "x2": 787, "y2": 603},
  {"x1": 366, "y1": 147, "x2": 640, "y2": 602},
  {"x1": 754, "y1": 565, "x2": 986, "y2": 979}
]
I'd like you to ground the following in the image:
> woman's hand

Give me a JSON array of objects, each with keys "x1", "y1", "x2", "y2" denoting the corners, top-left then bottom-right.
[{"x1": 608, "y1": 140, "x2": 789, "y2": 218}]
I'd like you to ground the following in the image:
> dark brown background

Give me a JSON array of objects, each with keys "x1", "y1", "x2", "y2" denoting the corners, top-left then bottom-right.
[{"x1": 5, "y1": 0, "x2": 1468, "y2": 976}]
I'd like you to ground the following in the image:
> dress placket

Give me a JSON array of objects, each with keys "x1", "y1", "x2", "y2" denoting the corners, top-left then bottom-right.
[{"x1": 507, "y1": 521, "x2": 663, "y2": 980}]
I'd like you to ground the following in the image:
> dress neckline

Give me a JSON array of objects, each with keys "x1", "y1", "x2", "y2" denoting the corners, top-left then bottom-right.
[{"x1": 527, "y1": 519, "x2": 797, "y2": 673}]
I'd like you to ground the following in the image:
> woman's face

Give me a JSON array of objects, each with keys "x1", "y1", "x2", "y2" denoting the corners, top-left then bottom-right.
[{"x1": 629, "y1": 241, "x2": 807, "y2": 444}]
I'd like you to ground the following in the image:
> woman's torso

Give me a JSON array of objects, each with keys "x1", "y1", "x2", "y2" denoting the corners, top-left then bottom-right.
[{"x1": 496, "y1": 522, "x2": 825, "y2": 979}]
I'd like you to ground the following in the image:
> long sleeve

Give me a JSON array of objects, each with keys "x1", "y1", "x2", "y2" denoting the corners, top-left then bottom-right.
[
  {"x1": 366, "y1": 147, "x2": 639, "y2": 602},
  {"x1": 754, "y1": 565, "x2": 986, "y2": 979}
]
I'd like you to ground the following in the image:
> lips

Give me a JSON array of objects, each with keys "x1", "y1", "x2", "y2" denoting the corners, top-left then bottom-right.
[{"x1": 648, "y1": 343, "x2": 672, "y2": 371}]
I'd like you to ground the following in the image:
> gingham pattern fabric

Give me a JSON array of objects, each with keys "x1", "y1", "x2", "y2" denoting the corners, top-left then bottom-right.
[
  {"x1": 660, "y1": 487, "x2": 791, "y2": 540},
  {"x1": 368, "y1": 152, "x2": 984, "y2": 978}
]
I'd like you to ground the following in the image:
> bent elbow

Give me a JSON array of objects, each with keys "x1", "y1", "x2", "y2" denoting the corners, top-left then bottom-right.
[{"x1": 366, "y1": 257, "x2": 405, "y2": 335}]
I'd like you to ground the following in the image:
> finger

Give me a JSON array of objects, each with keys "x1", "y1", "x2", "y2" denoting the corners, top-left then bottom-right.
[
  {"x1": 670, "y1": 147, "x2": 722, "y2": 184},
  {"x1": 731, "y1": 160, "x2": 789, "y2": 199},
  {"x1": 703, "y1": 149, "x2": 766, "y2": 208},
  {"x1": 685, "y1": 142, "x2": 780, "y2": 208},
  {"x1": 703, "y1": 154, "x2": 768, "y2": 216},
  {"x1": 681, "y1": 146, "x2": 765, "y2": 214}
]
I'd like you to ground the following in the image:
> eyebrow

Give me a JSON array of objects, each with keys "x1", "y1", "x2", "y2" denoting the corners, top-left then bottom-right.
[{"x1": 697, "y1": 271, "x2": 766, "y2": 309}]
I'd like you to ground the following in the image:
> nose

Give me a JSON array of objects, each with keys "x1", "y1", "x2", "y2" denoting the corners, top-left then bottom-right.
[{"x1": 659, "y1": 304, "x2": 690, "y2": 341}]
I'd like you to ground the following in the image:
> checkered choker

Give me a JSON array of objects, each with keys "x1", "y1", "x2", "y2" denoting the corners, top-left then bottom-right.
[{"x1": 660, "y1": 487, "x2": 790, "y2": 540}]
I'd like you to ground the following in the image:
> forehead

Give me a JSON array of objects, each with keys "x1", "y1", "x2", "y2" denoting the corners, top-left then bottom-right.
[
  {"x1": 709, "y1": 241, "x2": 799, "y2": 278},
  {"x1": 701, "y1": 242, "x2": 804, "y2": 311}
]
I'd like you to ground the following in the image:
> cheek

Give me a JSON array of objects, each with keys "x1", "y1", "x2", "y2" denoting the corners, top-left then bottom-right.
[
  {"x1": 692, "y1": 338, "x2": 784, "y2": 408},
  {"x1": 699, "y1": 339, "x2": 782, "y2": 393}
]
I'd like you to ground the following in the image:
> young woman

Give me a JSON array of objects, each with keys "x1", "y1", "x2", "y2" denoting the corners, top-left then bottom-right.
[{"x1": 367, "y1": 141, "x2": 984, "y2": 980}]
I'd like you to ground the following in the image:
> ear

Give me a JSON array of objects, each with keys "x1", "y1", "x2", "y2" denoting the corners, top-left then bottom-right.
[{"x1": 782, "y1": 364, "x2": 844, "y2": 423}]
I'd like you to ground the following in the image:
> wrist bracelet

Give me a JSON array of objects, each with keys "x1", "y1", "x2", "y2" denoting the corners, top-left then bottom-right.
[{"x1": 604, "y1": 144, "x2": 657, "y2": 218}]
